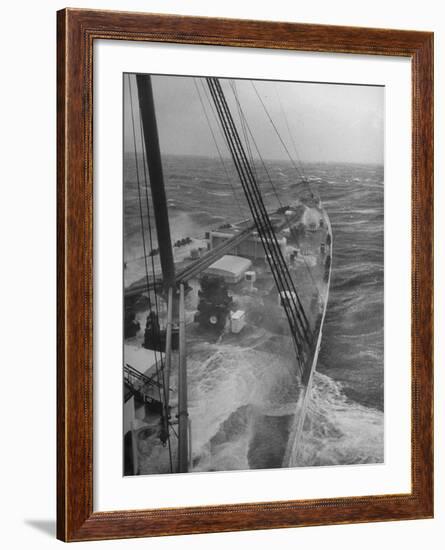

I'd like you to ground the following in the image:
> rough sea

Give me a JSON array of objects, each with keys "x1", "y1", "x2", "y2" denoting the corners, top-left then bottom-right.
[{"x1": 124, "y1": 154, "x2": 384, "y2": 470}]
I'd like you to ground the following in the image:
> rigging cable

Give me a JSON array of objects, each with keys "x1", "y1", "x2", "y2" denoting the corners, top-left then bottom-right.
[
  {"x1": 274, "y1": 84, "x2": 307, "y2": 180},
  {"x1": 229, "y1": 81, "x2": 259, "y2": 181},
  {"x1": 207, "y1": 78, "x2": 313, "y2": 368},
  {"x1": 201, "y1": 78, "x2": 259, "y2": 203},
  {"x1": 226, "y1": 83, "x2": 315, "y2": 336},
  {"x1": 250, "y1": 81, "x2": 321, "y2": 300},
  {"x1": 208, "y1": 79, "x2": 296, "y2": 298},
  {"x1": 273, "y1": 85, "x2": 322, "y2": 299},
  {"x1": 228, "y1": 81, "x2": 315, "y2": 348},
  {"x1": 199, "y1": 79, "x2": 251, "y2": 221},
  {"x1": 219, "y1": 81, "x2": 314, "y2": 348},
  {"x1": 136, "y1": 83, "x2": 166, "y2": 374},
  {"x1": 250, "y1": 81, "x2": 305, "y2": 181},
  {"x1": 193, "y1": 78, "x2": 246, "y2": 221},
  {"x1": 229, "y1": 80, "x2": 284, "y2": 209},
  {"x1": 206, "y1": 81, "x2": 305, "y2": 372},
  {"x1": 209, "y1": 79, "x2": 309, "y2": 331},
  {"x1": 127, "y1": 74, "x2": 153, "y2": 311}
]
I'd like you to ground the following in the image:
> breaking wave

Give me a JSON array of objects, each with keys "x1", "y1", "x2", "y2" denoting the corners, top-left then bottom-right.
[
  {"x1": 297, "y1": 372, "x2": 383, "y2": 467},
  {"x1": 124, "y1": 156, "x2": 384, "y2": 470}
]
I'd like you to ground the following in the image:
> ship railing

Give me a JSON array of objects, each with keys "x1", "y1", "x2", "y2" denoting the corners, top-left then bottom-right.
[{"x1": 124, "y1": 363, "x2": 162, "y2": 393}]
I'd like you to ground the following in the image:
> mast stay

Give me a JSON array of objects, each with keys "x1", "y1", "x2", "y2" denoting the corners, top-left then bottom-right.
[
  {"x1": 133, "y1": 74, "x2": 189, "y2": 473},
  {"x1": 206, "y1": 77, "x2": 314, "y2": 372}
]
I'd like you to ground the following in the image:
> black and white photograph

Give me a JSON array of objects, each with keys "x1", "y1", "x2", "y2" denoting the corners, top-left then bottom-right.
[
  {"x1": 1, "y1": 0, "x2": 438, "y2": 546},
  {"x1": 123, "y1": 73, "x2": 384, "y2": 476}
]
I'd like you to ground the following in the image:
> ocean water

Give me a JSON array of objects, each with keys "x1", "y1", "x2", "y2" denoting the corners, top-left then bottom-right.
[{"x1": 124, "y1": 154, "x2": 384, "y2": 469}]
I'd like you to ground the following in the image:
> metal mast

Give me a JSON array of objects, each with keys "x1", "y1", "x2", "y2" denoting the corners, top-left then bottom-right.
[
  {"x1": 136, "y1": 74, "x2": 176, "y2": 290},
  {"x1": 135, "y1": 74, "x2": 188, "y2": 473}
]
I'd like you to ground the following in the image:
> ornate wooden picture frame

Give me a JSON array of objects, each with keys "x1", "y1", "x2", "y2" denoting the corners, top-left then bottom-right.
[{"x1": 57, "y1": 8, "x2": 433, "y2": 542}]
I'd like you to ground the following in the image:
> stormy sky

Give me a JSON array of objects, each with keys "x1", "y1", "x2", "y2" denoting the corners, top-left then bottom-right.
[{"x1": 124, "y1": 73, "x2": 384, "y2": 165}]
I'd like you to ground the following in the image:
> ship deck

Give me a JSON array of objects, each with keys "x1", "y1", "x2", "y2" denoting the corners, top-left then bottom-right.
[{"x1": 124, "y1": 200, "x2": 333, "y2": 474}]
